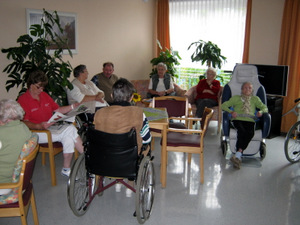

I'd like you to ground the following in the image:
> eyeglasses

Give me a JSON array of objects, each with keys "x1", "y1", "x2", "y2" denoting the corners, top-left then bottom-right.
[{"x1": 34, "y1": 84, "x2": 44, "y2": 90}]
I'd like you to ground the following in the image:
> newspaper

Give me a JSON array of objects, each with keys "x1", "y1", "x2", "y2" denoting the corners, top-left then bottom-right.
[{"x1": 47, "y1": 104, "x2": 89, "y2": 123}]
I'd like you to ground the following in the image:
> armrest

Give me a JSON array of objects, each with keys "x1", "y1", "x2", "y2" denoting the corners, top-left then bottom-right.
[
  {"x1": 30, "y1": 129, "x2": 53, "y2": 143},
  {"x1": 222, "y1": 111, "x2": 231, "y2": 137},
  {"x1": 260, "y1": 113, "x2": 271, "y2": 138},
  {"x1": 167, "y1": 127, "x2": 204, "y2": 134},
  {"x1": 0, "y1": 182, "x2": 20, "y2": 189}
]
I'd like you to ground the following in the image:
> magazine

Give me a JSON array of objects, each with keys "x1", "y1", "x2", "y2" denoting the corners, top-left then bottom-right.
[{"x1": 47, "y1": 104, "x2": 89, "y2": 123}]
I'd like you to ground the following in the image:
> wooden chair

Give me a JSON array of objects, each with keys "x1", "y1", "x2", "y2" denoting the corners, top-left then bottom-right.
[
  {"x1": 0, "y1": 142, "x2": 39, "y2": 225},
  {"x1": 31, "y1": 128, "x2": 79, "y2": 186},
  {"x1": 160, "y1": 107, "x2": 214, "y2": 188},
  {"x1": 31, "y1": 129, "x2": 62, "y2": 186},
  {"x1": 150, "y1": 96, "x2": 190, "y2": 150}
]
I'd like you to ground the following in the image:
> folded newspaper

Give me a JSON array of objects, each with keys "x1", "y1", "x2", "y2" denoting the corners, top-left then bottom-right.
[{"x1": 47, "y1": 104, "x2": 89, "y2": 123}]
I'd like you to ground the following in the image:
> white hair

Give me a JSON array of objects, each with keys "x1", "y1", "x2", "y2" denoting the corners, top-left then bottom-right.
[
  {"x1": 0, "y1": 99, "x2": 25, "y2": 124},
  {"x1": 157, "y1": 62, "x2": 167, "y2": 70}
]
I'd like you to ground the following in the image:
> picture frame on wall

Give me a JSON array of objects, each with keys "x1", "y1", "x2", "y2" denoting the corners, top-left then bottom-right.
[{"x1": 26, "y1": 9, "x2": 78, "y2": 54}]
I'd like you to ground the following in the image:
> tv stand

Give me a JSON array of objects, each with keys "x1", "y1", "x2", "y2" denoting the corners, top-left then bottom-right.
[{"x1": 266, "y1": 95, "x2": 283, "y2": 138}]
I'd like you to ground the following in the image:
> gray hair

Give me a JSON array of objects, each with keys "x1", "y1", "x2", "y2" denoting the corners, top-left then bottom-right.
[
  {"x1": 157, "y1": 62, "x2": 167, "y2": 70},
  {"x1": 0, "y1": 99, "x2": 25, "y2": 124},
  {"x1": 112, "y1": 78, "x2": 135, "y2": 102}
]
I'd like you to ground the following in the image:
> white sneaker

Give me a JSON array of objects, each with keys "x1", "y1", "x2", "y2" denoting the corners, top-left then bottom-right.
[
  {"x1": 126, "y1": 188, "x2": 132, "y2": 197},
  {"x1": 61, "y1": 168, "x2": 71, "y2": 177},
  {"x1": 115, "y1": 183, "x2": 122, "y2": 192}
]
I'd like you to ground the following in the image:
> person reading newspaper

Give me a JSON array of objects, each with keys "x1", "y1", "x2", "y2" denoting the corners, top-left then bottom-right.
[{"x1": 18, "y1": 70, "x2": 84, "y2": 177}]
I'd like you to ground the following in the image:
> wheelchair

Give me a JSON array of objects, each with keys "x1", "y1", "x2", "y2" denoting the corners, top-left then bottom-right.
[
  {"x1": 67, "y1": 126, "x2": 155, "y2": 224},
  {"x1": 220, "y1": 64, "x2": 271, "y2": 159}
]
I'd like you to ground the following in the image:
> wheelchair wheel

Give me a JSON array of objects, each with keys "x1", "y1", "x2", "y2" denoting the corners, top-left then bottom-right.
[
  {"x1": 284, "y1": 121, "x2": 300, "y2": 163},
  {"x1": 135, "y1": 156, "x2": 155, "y2": 224},
  {"x1": 68, "y1": 154, "x2": 96, "y2": 216},
  {"x1": 259, "y1": 142, "x2": 266, "y2": 160}
]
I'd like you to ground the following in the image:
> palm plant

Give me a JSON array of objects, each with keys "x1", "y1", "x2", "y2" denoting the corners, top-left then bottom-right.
[
  {"x1": 188, "y1": 39, "x2": 227, "y2": 69},
  {"x1": 1, "y1": 9, "x2": 73, "y2": 106}
]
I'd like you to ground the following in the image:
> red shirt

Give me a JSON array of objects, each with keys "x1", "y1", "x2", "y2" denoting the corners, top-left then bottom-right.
[
  {"x1": 195, "y1": 79, "x2": 220, "y2": 102},
  {"x1": 18, "y1": 90, "x2": 59, "y2": 124}
]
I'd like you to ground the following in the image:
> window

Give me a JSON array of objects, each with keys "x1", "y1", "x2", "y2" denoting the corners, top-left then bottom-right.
[{"x1": 169, "y1": 0, "x2": 247, "y2": 71}]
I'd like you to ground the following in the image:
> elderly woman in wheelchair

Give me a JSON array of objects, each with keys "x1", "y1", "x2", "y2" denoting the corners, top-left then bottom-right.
[
  {"x1": 67, "y1": 78, "x2": 154, "y2": 224},
  {"x1": 222, "y1": 81, "x2": 268, "y2": 169}
]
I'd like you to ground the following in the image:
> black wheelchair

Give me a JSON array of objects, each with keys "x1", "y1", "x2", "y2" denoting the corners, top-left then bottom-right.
[{"x1": 67, "y1": 125, "x2": 155, "y2": 224}]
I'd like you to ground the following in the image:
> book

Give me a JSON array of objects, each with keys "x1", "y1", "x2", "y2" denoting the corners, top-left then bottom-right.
[{"x1": 47, "y1": 104, "x2": 89, "y2": 123}]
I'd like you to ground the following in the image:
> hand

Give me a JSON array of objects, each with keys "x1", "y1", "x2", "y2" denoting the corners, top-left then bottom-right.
[
  {"x1": 256, "y1": 111, "x2": 263, "y2": 117},
  {"x1": 157, "y1": 91, "x2": 165, "y2": 96},
  {"x1": 95, "y1": 92, "x2": 104, "y2": 103},
  {"x1": 41, "y1": 121, "x2": 55, "y2": 129},
  {"x1": 231, "y1": 111, "x2": 237, "y2": 118}
]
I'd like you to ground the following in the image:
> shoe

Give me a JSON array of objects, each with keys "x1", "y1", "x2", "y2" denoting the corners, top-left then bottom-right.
[
  {"x1": 126, "y1": 188, "x2": 132, "y2": 197},
  {"x1": 61, "y1": 168, "x2": 71, "y2": 177},
  {"x1": 230, "y1": 156, "x2": 241, "y2": 169},
  {"x1": 115, "y1": 183, "x2": 122, "y2": 192}
]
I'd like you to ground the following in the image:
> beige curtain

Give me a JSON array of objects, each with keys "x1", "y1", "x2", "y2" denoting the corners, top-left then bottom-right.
[
  {"x1": 157, "y1": 0, "x2": 170, "y2": 56},
  {"x1": 242, "y1": 0, "x2": 252, "y2": 63},
  {"x1": 278, "y1": 0, "x2": 300, "y2": 133}
]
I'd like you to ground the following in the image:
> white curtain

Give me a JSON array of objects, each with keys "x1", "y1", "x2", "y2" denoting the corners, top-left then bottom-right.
[{"x1": 169, "y1": 0, "x2": 247, "y2": 71}]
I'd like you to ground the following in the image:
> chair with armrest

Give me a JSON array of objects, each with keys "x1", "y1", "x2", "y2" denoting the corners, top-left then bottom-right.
[
  {"x1": 30, "y1": 129, "x2": 62, "y2": 186},
  {"x1": 221, "y1": 64, "x2": 271, "y2": 159},
  {"x1": 0, "y1": 134, "x2": 39, "y2": 225},
  {"x1": 160, "y1": 107, "x2": 214, "y2": 188},
  {"x1": 30, "y1": 129, "x2": 79, "y2": 186},
  {"x1": 151, "y1": 96, "x2": 190, "y2": 150}
]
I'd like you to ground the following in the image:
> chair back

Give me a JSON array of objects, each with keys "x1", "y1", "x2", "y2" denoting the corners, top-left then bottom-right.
[
  {"x1": 152, "y1": 96, "x2": 189, "y2": 117},
  {"x1": 22, "y1": 145, "x2": 39, "y2": 192},
  {"x1": 201, "y1": 107, "x2": 214, "y2": 135},
  {"x1": 85, "y1": 127, "x2": 138, "y2": 179},
  {"x1": 222, "y1": 64, "x2": 267, "y2": 104}
]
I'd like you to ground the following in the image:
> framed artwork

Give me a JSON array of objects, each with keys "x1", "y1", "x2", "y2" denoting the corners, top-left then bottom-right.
[{"x1": 26, "y1": 9, "x2": 78, "y2": 54}]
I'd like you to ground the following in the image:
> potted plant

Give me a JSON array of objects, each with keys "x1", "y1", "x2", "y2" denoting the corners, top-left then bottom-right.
[
  {"x1": 150, "y1": 40, "x2": 181, "y2": 78},
  {"x1": 188, "y1": 39, "x2": 227, "y2": 69},
  {"x1": 1, "y1": 9, "x2": 73, "y2": 106}
]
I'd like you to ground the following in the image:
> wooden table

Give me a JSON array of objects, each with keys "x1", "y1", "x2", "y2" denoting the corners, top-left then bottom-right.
[{"x1": 144, "y1": 107, "x2": 168, "y2": 187}]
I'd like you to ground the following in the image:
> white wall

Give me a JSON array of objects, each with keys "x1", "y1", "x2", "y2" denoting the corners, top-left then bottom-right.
[
  {"x1": 0, "y1": 0, "x2": 156, "y2": 100},
  {"x1": 249, "y1": 0, "x2": 285, "y2": 65},
  {"x1": 0, "y1": 0, "x2": 285, "y2": 100}
]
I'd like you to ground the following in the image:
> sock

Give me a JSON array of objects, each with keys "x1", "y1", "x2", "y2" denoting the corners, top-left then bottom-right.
[{"x1": 235, "y1": 151, "x2": 242, "y2": 160}]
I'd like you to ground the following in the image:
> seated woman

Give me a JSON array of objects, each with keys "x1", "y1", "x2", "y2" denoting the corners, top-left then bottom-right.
[
  {"x1": 0, "y1": 99, "x2": 32, "y2": 195},
  {"x1": 94, "y1": 78, "x2": 152, "y2": 197},
  {"x1": 67, "y1": 64, "x2": 108, "y2": 122},
  {"x1": 195, "y1": 67, "x2": 220, "y2": 118},
  {"x1": 221, "y1": 82, "x2": 268, "y2": 169},
  {"x1": 147, "y1": 62, "x2": 175, "y2": 98},
  {"x1": 17, "y1": 70, "x2": 84, "y2": 177}
]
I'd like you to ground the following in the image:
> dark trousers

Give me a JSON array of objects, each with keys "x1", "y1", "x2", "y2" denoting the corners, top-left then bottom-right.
[
  {"x1": 195, "y1": 98, "x2": 217, "y2": 118},
  {"x1": 232, "y1": 120, "x2": 255, "y2": 151}
]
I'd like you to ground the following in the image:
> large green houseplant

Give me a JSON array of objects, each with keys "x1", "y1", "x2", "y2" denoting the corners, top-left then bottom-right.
[
  {"x1": 150, "y1": 40, "x2": 181, "y2": 78},
  {"x1": 1, "y1": 9, "x2": 73, "y2": 106},
  {"x1": 188, "y1": 39, "x2": 227, "y2": 69}
]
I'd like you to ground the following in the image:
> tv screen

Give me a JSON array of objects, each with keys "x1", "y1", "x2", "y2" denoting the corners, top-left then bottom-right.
[{"x1": 249, "y1": 64, "x2": 289, "y2": 97}]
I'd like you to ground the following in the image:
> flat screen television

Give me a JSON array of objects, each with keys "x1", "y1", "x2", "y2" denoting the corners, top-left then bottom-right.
[{"x1": 247, "y1": 64, "x2": 289, "y2": 97}]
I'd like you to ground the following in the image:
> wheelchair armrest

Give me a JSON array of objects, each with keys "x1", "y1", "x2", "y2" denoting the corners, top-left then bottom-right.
[
  {"x1": 222, "y1": 111, "x2": 231, "y2": 137},
  {"x1": 260, "y1": 112, "x2": 271, "y2": 138}
]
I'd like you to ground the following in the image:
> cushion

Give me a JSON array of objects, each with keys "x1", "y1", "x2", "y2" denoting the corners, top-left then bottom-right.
[
  {"x1": 0, "y1": 133, "x2": 38, "y2": 205},
  {"x1": 185, "y1": 86, "x2": 197, "y2": 104}
]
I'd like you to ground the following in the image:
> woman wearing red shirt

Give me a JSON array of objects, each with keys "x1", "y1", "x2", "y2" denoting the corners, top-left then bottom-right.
[
  {"x1": 18, "y1": 70, "x2": 84, "y2": 177},
  {"x1": 195, "y1": 68, "x2": 220, "y2": 117}
]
